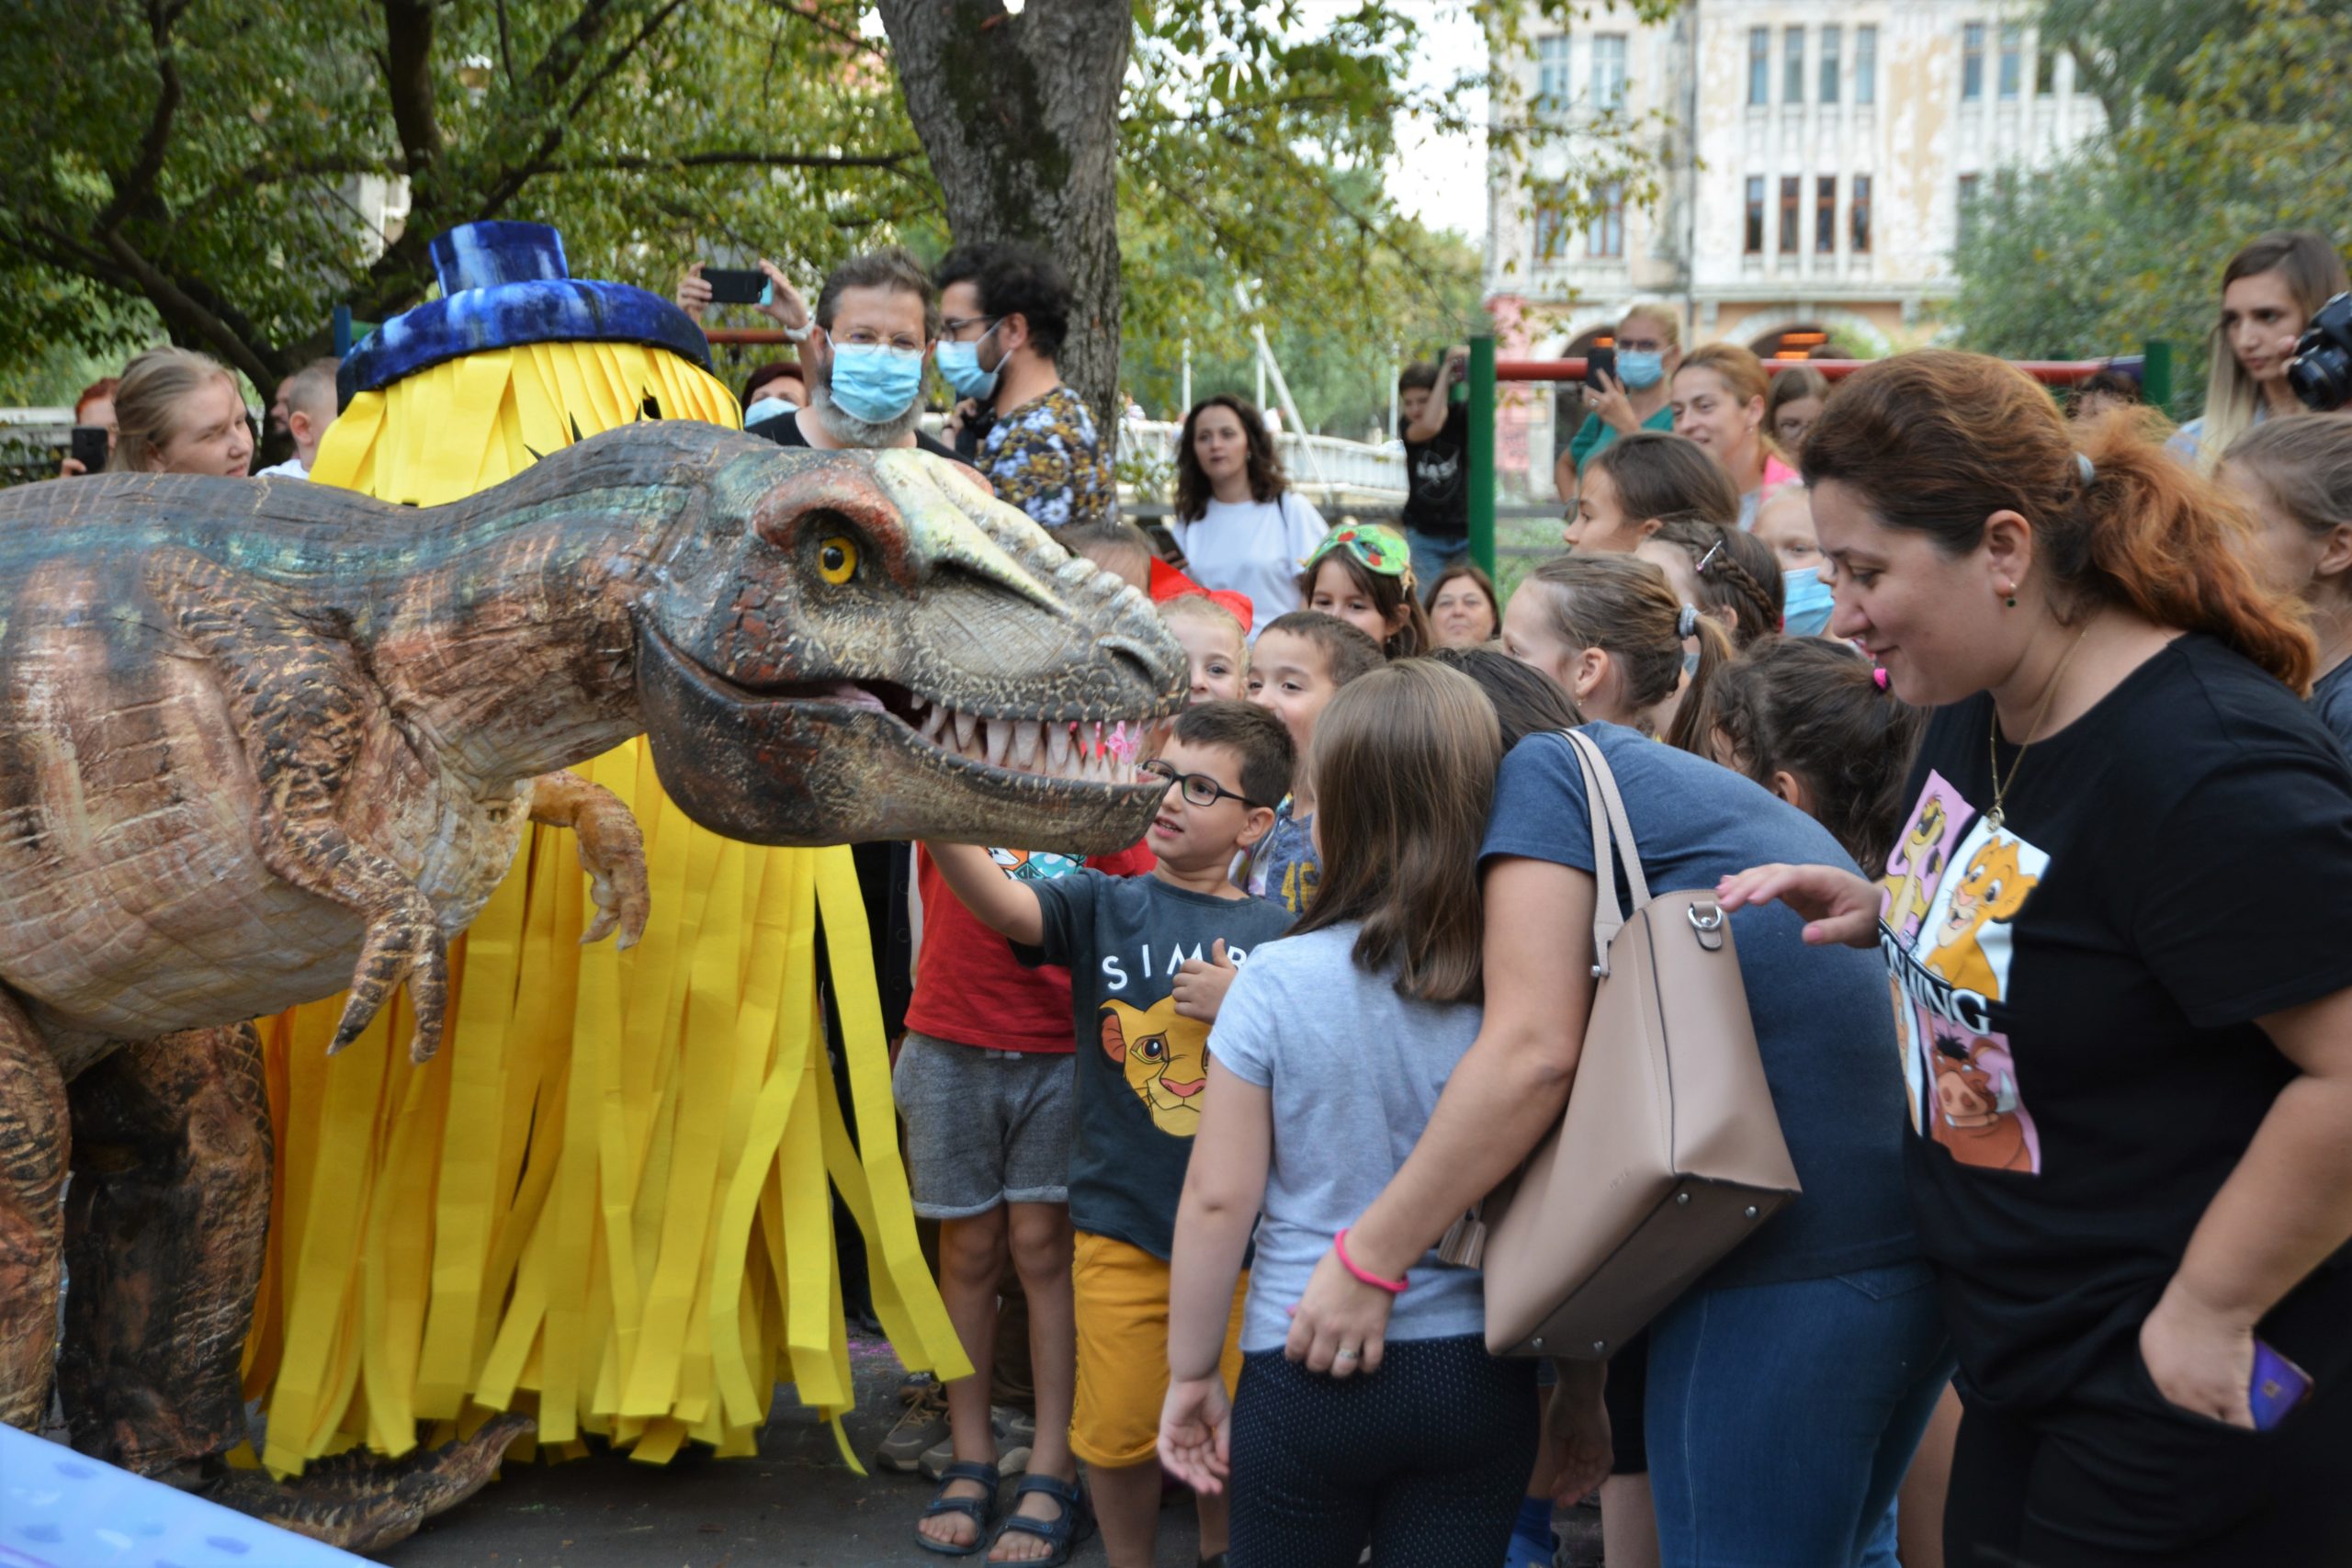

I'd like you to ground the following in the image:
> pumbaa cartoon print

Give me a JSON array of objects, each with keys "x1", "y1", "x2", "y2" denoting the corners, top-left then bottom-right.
[
  {"x1": 1883, "y1": 770, "x2": 2049, "y2": 1173},
  {"x1": 1099, "y1": 995, "x2": 1210, "y2": 1137}
]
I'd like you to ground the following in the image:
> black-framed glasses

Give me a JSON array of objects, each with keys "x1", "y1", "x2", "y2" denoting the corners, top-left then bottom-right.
[
  {"x1": 939, "y1": 313, "x2": 1001, "y2": 342},
  {"x1": 1140, "y1": 759, "x2": 1265, "y2": 810}
]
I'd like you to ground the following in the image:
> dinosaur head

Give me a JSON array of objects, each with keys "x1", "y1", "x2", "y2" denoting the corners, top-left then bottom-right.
[{"x1": 632, "y1": 437, "x2": 1186, "y2": 852}]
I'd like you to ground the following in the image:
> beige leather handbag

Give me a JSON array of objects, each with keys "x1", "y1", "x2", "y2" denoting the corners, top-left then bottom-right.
[{"x1": 1438, "y1": 728, "x2": 1801, "y2": 1360}]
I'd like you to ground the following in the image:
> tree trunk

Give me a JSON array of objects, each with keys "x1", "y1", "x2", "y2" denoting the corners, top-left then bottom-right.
[{"x1": 876, "y1": 0, "x2": 1130, "y2": 437}]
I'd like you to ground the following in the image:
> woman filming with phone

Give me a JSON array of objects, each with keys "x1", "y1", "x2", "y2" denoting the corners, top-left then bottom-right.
[
  {"x1": 1560, "y1": 304, "x2": 1682, "y2": 490},
  {"x1": 1720, "y1": 351, "x2": 2352, "y2": 1565}
]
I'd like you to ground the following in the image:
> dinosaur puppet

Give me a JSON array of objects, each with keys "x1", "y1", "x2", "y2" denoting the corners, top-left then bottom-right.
[{"x1": 0, "y1": 422, "x2": 1184, "y2": 1548}]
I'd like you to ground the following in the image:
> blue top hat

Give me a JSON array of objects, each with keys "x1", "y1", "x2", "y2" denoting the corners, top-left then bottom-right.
[{"x1": 339, "y1": 220, "x2": 713, "y2": 403}]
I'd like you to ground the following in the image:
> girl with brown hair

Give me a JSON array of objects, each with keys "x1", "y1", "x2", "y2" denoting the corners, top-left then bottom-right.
[
  {"x1": 1297, "y1": 524, "x2": 1433, "y2": 659},
  {"x1": 1765, "y1": 363, "x2": 1831, "y2": 464},
  {"x1": 2222, "y1": 412, "x2": 2352, "y2": 755},
  {"x1": 2172, "y1": 231, "x2": 2349, "y2": 471},
  {"x1": 1564, "y1": 429, "x2": 1740, "y2": 555},
  {"x1": 1640, "y1": 518, "x2": 1784, "y2": 649},
  {"x1": 1500, "y1": 552, "x2": 1732, "y2": 750},
  {"x1": 1722, "y1": 349, "x2": 2352, "y2": 1564},
  {"x1": 1160, "y1": 660, "x2": 1557, "y2": 1568},
  {"x1": 1672, "y1": 343, "x2": 1798, "y2": 528},
  {"x1": 109, "y1": 346, "x2": 254, "y2": 477},
  {"x1": 1170, "y1": 394, "x2": 1329, "y2": 623}
]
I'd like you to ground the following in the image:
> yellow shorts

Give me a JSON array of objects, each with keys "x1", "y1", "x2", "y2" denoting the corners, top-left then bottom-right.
[{"x1": 1069, "y1": 1229, "x2": 1248, "y2": 1468}]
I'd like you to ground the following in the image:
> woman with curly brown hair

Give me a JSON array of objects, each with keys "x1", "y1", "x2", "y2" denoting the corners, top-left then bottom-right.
[
  {"x1": 1724, "y1": 349, "x2": 2352, "y2": 1565},
  {"x1": 1169, "y1": 394, "x2": 1329, "y2": 626}
]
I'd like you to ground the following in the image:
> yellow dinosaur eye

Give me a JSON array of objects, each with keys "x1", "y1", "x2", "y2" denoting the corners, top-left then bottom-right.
[{"x1": 818, "y1": 535, "x2": 858, "y2": 584}]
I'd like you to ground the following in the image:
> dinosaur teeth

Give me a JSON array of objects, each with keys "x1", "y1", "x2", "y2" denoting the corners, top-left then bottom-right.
[
  {"x1": 986, "y1": 717, "x2": 1012, "y2": 768},
  {"x1": 1047, "y1": 722, "x2": 1072, "y2": 771},
  {"x1": 1012, "y1": 718, "x2": 1042, "y2": 769},
  {"x1": 954, "y1": 710, "x2": 978, "y2": 751},
  {"x1": 920, "y1": 703, "x2": 948, "y2": 742}
]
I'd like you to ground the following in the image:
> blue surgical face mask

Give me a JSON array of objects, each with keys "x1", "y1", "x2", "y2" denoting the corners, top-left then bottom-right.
[
  {"x1": 742, "y1": 394, "x2": 796, "y2": 427},
  {"x1": 934, "y1": 321, "x2": 1003, "y2": 400},
  {"x1": 1782, "y1": 564, "x2": 1837, "y2": 637},
  {"x1": 823, "y1": 339, "x2": 926, "y2": 424},
  {"x1": 1617, "y1": 349, "x2": 1666, "y2": 389}
]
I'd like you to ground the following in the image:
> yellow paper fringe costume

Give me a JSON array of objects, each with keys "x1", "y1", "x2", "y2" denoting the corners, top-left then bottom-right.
[{"x1": 238, "y1": 334, "x2": 969, "y2": 1478}]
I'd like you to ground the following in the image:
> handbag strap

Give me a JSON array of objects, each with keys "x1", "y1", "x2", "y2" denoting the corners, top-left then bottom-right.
[{"x1": 1564, "y1": 728, "x2": 1651, "y2": 976}]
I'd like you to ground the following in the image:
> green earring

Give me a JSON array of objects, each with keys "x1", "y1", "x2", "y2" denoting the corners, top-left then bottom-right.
[{"x1": 2006, "y1": 596, "x2": 2018, "y2": 608}]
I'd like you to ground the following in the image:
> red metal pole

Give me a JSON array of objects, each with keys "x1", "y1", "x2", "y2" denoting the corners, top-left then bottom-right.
[{"x1": 1495, "y1": 357, "x2": 2109, "y2": 386}]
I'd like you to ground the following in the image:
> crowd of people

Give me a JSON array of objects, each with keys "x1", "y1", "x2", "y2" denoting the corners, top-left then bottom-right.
[{"x1": 32, "y1": 223, "x2": 2352, "y2": 1568}]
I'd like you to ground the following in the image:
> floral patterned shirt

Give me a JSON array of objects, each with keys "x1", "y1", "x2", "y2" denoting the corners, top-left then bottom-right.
[{"x1": 979, "y1": 386, "x2": 1116, "y2": 529}]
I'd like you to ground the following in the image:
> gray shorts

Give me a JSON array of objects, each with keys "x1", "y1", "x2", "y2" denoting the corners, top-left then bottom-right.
[{"x1": 892, "y1": 1030, "x2": 1074, "y2": 1219}]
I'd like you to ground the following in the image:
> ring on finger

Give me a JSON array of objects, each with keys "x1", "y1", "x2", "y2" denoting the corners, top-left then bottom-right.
[{"x1": 1334, "y1": 1346, "x2": 1360, "y2": 1361}]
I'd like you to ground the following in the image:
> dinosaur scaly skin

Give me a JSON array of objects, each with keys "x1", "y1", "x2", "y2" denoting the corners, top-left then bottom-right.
[{"x1": 0, "y1": 422, "x2": 1183, "y2": 1540}]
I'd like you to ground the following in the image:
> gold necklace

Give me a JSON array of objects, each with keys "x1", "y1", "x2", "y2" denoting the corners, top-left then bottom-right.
[{"x1": 1986, "y1": 626, "x2": 2091, "y2": 833}]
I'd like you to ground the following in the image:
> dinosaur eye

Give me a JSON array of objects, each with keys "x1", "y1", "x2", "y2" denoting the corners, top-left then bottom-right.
[{"x1": 818, "y1": 535, "x2": 858, "y2": 584}]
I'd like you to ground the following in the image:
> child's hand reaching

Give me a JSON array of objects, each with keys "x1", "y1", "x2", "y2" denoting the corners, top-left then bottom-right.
[
  {"x1": 1158, "y1": 1374, "x2": 1232, "y2": 1495},
  {"x1": 1171, "y1": 939, "x2": 1237, "y2": 1022}
]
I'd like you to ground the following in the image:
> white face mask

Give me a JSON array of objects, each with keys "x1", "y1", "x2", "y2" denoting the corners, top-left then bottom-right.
[{"x1": 742, "y1": 395, "x2": 796, "y2": 427}]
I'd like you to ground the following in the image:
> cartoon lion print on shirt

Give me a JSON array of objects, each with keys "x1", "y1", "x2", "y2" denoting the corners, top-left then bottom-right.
[
  {"x1": 1099, "y1": 995, "x2": 1210, "y2": 1137},
  {"x1": 1923, "y1": 834, "x2": 2041, "y2": 1003}
]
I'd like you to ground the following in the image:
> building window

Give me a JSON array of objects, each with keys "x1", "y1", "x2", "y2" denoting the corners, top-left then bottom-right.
[
  {"x1": 1588, "y1": 181, "x2": 1625, "y2": 258},
  {"x1": 1999, "y1": 23, "x2": 2022, "y2": 98},
  {"x1": 1851, "y1": 174, "x2": 1873, "y2": 254},
  {"x1": 1783, "y1": 28, "x2": 1806, "y2": 105},
  {"x1": 1856, "y1": 27, "x2": 1877, "y2": 104},
  {"x1": 1745, "y1": 176, "x2": 1766, "y2": 255},
  {"x1": 1780, "y1": 175, "x2": 1801, "y2": 254},
  {"x1": 1957, "y1": 172, "x2": 1982, "y2": 244},
  {"x1": 1816, "y1": 175, "x2": 1838, "y2": 254},
  {"x1": 1962, "y1": 22, "x2": 1984, "y2": 101},
  {"x1": 1820, "y1": 26, "x2": 1841, "y2": 104},
  {"x1": 1591, "y1": 33, "x2": 1628, "y2": 112},
  {"x1": 1749, "y1": 28, "x2": 1770, "y2": 105},
  {"x1": 1537, "y1": 33, "x2": 1571, "y2": 115},
  {"x1": 2037, "y1": 39, "x2": 2060, "y2": 96},
  {"x1": 1533, "y1": 186, "x2": 1570, "y2": 260}
]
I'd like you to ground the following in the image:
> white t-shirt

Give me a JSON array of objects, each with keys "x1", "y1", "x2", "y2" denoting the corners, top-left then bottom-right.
[
  {"x1": 1169, "y1": 491, "x2": 1329, "y2": 629},
  {"x1": 255, "y1": 457, "x2": 310, "y2": 480}
]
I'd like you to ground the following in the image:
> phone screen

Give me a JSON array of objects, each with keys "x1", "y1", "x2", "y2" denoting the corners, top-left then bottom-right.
[
  {"x1": 1585, "y1": 346, "x2": 1618, "y2": 391},
  {"x1": 2250, "y1": 1339, "x2": 2314, "y2": 1431},
  {"x1": 70, "y1": 426, "x2": 107, "y2": 472},
  {"x1": 702, "y1": 267, "x2": 767, "y2": 307}
]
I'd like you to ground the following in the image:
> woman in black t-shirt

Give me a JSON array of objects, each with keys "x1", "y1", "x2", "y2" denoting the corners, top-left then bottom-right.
[{"x1": 1721, "y1": 351, "x2": 2352, "y2": 1566}]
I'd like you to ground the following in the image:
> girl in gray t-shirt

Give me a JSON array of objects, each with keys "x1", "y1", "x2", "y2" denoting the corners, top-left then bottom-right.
[{"x1": 1157, "y1": 660, "x2": 1545, "y2": 1568}]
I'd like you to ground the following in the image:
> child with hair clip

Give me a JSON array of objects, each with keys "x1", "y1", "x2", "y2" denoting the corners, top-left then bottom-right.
[
  {"x1": 1700, "y1": 637, "x2": 1927, "y2": 891},
  {"x1": 1501, "y1": 553, "x2": 1733, "y2": 750},
  {"x1": 1565, "y1": 428, "x2": 1740, "y2": 555},
  {"x1": 1640, "y1": 518, "x2": 1784, "y2": 649},
  {"x1": 1298, "y1": 524, "x2": 1432, "y2": 658},
  {"x1": 1160, "y1": 660, "x2": 1598, "y2": 1568}
]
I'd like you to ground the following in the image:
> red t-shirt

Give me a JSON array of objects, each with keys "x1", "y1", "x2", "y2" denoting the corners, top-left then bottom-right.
[{"x1": 903, "y1": 841, "x2": 1156, "y2": 1053}]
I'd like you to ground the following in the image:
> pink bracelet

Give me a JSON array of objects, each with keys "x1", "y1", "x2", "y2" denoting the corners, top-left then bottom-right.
[{"x1": 1332, "y1": 1228, "x2": 1408, "y2": 1295}]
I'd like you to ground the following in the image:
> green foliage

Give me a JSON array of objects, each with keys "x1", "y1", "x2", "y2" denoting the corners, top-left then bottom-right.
[{"x1": 1951, "y1": 0, "x2": 2352, "y2": 411}]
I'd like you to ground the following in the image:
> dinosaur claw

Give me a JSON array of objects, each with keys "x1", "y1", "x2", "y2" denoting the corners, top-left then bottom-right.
[{"x1": 205, "y1": 1411, "x2": 537, "y2": 1554}]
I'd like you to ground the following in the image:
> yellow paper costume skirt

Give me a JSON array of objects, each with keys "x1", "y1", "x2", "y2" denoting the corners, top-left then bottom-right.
[{"x1": 238, "y1": 343, "x2": 967, "y2": 1477}]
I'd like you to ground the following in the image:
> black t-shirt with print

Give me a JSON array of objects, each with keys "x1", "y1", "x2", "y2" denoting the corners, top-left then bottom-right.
[
  {"x1": 746, "y1": 409, "x2": 971, "y2": 467},
  {"x1": 1880, "y1": 634, "x2": 2352, "y2": 1411},
  {"x1": 1400, "y1": 403, "x2": 1470, "y2": 538},
  {"x1": 1023, "y1": 871, "x2": 1294, "y2": 1260}
]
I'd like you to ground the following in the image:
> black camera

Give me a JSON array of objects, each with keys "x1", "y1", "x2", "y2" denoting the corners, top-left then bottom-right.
[{"x1": 2287, "y1": 291, "x2": 2352, "y2": 412}]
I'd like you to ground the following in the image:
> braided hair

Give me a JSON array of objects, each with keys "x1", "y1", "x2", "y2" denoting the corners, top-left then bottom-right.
[{"x1": 1648, "y1": 519, "x2": 1783, "y2": 646}]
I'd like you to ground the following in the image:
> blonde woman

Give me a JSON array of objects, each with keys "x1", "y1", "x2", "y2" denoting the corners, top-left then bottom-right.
[
  {"x1": 109, "y1": 346, "x2": 254, "y2": 477},
  {"x1": 1671, "y1": 344, "x2": 1797, "y2": 528},
  {"x1": 2171, "y1": 231, "x2": 2348, "y2": 471}
]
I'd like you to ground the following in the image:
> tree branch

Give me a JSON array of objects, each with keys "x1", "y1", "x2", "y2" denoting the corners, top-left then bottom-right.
[
  {"x1": 95, "y1": 0, "x2": 187, "y2": 234},
  {"x1": 97, "y1": 231, "x2": 276, "y2": 389},
  {"x1": 381, "y1": 0, "x2": 445, "y2": 179},
  {"x1": 547, "y1": 147, "x2": 924, "y2": 172}
]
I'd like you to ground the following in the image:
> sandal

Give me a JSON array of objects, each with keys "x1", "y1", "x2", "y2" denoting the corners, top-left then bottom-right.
[
  {"x1": 916, "y1": 1460, "x2": 1001, "y2": 1557},
  {"x1": 989, "y1": 1472, "x2": 1093, "y2": 1566}
]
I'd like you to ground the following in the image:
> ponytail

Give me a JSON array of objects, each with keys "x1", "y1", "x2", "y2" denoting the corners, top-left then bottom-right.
[
  {"x1": 1804, "y1": 351, "x2": 2313, "y2": 693},
  {"x1": 1524, "y1": 553, "x2": 1688, "y2": 715},
  {"x1": 1665, "y1": 613, "x2": 1736, "y2": 755}
]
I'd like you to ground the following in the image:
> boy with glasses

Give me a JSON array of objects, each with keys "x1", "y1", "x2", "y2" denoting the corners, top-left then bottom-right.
[{"x1": 925, "y1": 701, "x2": 1295, "y2": 1568}]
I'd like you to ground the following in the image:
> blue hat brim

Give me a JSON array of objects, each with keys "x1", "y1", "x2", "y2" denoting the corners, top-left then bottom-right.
[{"x1": 340, "y1": 278, "x2": 715, "y2": 402}]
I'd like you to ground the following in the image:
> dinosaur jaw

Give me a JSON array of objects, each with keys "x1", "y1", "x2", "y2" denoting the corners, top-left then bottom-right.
[{"x1": 634, "y1": 625, "x2": 1177, "y2": 854}]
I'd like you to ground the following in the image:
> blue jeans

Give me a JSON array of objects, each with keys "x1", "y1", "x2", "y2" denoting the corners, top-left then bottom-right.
[
  {"x1": 1645, "y1": 1261, "x2": 1953, "y2": 1568},
  {"x1": 1405, "y1": 527, "x2": 1468, "y2": 599}
]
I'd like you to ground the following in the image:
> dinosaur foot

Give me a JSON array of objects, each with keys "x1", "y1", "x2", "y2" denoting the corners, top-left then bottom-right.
[{"x1": 203, "y1": 1413, "x2": 535, "y2": 1555}]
